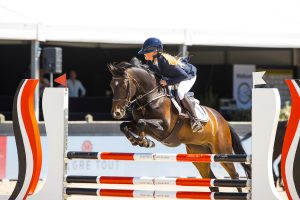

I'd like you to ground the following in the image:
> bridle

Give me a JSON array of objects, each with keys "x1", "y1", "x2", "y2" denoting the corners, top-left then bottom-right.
[
  {"x1": 111, "y1": 75, "x2": 135, "y2": 109},
  {"x1": 112, "y1": 72, "x2": 165, "y2": 111}
]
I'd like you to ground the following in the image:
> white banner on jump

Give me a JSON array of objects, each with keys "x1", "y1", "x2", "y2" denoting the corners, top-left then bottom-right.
[
  {"x1": 4, "y1": 136, "x2": 248, "y2": 179},
  {"x1": 233, "y1": 64, "x2": 256, "y2": 109}
]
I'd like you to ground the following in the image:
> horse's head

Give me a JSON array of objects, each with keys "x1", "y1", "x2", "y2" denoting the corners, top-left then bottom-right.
[
  {"x1": 108, "y1": 62, "x2": 137, "y2": 119},
  {"x1": 108, "y1": 60, "x2": 157, "y2": 119}
]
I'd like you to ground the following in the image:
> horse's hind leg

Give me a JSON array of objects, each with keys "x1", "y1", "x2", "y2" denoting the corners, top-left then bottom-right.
[
  {"x1": 220, "y1": 162, "x2": 243, "y2": 192},
  {"x1": 186, "y1": 144, "x2": 219, "y2": 192},
  {"x1": 215, "y1": 138, "x2": 243, "y2": 192},
  {"x1": 214, "y1": 121, "x2": 244, "y2": 192}
]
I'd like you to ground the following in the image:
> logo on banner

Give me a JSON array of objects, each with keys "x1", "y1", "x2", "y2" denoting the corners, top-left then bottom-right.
[
  {"x1": 82, "y1": 140, "x2": 93, "y2": 152},
  {"x1": 233, "y1": 64, "x2": 255, "y2": 109},
  {"x1": 0, "y1": 136, "x2": 7, "y2": 179},
  {"x1": 237, "y1": 82, "x2": 251, "y2": 104}
]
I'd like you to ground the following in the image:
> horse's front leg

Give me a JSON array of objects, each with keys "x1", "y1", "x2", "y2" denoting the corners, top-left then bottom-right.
[
  {"x1": 136, "y1": 119, "x2": 167, "y2": 148},
  {"x1": 120, "y1": 121, "x2": 141, "y2": 146}
]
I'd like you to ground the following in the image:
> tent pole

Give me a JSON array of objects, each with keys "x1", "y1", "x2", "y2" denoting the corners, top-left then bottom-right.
[
  {"x1": 179, "y1": 44, "x2": 188, "y2": 57},
  {"x1": 31, "y1": 40, "x2": 40, "y2": 121}
]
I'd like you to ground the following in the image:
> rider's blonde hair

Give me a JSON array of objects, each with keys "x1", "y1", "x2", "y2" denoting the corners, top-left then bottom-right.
[{"x1": 159, "y1": 53, "x2": 184, "y2": 66}]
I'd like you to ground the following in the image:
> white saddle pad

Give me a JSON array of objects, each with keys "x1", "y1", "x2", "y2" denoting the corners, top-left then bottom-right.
[
  {"x1": 194, "y1": 103, "x2": 209, "y2": 122},
  {"x1": 171, "y1": 98, "x2": 209, "y2": 122}
]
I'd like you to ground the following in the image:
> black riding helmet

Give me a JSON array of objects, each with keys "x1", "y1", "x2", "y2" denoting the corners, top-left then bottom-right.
[{"x1": 138, "y1": 37, "x2": 163, "y2": 54}]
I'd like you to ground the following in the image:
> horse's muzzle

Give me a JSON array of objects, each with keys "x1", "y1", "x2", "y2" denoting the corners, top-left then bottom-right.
[{"x1": 112, "y1": 107, "x2": 126, "y2": 119}]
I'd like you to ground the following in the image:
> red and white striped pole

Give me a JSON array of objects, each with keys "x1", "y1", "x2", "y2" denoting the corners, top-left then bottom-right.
[
  {"x1": 66, "y1": 152, "x2": 251, "y2": 163},
  {"x1": 65, "y1": 188, "x2": 250, "y2": 199},
  {"x1": 66, "y1": 176, "x2": 251, "y2": 188}
]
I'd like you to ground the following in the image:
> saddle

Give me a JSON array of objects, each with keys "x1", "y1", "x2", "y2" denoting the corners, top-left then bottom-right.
[
  {"x1": 161, "y1": 88, "x2": 209, "y2": 147},
  {"x1": 167, "y1": 87, "x2": 209, "y2": 122}
]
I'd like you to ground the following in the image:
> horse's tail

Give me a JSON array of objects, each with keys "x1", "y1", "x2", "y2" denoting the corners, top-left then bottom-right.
[
  {"x1": 229, "y1": 125, "x2": 252, "y2": 178},
  {"x1": 241, "y1": 132, "x2": 252, "y2": 142}
]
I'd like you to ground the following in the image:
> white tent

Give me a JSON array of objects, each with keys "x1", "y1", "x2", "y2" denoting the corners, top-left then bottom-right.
[
  {"x1": 1, "y1": 0, "x2": 300, "y2": 48},
  {"x1": 1, "y1": 0, "x2": 300, "y2": 119},
  {"x1": 0, "y1": 4, "x2": 38, "y2": 40}
]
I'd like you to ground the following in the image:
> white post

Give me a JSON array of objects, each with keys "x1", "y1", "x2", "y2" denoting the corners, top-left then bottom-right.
[
  {"x1": 30, "y1": 40, "x2": 40, "y2": 121},
  {"x1": 179, "y1": 44, "x2": 188, "y2": 57},
  {"x1": 252, "y1": 72, "x2": 283, "y2": 200},
  {"x1": 28, "y1": 88, "x2": 68, "y2": 200}
]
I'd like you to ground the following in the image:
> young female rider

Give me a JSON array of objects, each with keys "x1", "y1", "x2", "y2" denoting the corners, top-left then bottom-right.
[{"x1": 138, "y1": 37, "x2": 202, "y2": 132}]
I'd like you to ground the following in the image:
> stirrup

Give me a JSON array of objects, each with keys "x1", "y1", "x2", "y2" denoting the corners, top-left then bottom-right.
[{"x1": 191, "y1": 118, "x2": 203, "y2": 132}]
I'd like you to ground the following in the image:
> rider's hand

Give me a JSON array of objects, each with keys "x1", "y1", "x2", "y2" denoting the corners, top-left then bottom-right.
[{"x1": 160, "y1": 80, "x2": 167, "y2": 87}]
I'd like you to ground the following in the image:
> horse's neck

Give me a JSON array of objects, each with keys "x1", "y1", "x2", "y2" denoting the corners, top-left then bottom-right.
[
  {"x1": 137, "y1": 81, "x2": 157, "y2": 96},
  {"x1": 131, "y1": 70, "x2": 157, "y2": 96}
]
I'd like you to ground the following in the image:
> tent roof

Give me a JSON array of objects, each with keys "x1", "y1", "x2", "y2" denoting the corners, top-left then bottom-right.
[{"x1": 1, "y1": 0, "x2": 300, "y2": 48}]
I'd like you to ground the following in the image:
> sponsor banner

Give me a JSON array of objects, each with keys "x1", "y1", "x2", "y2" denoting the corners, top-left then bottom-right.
[
  {"x1": 0, "y1": 136, "x2": 7, "y2": 179},
  {"x1": 233, "y1": 64, "x2": 256, "y2": 109},
  {"x1": 5, "y1": 136, "x2": 248, "y2": 179}
]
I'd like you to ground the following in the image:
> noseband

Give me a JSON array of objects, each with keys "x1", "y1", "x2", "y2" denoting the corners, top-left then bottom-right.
[
  {"x1": 112, "y1": 75, "x2": 135, "y2": 108},
  {"x1": 112, "y1": 73, "x2": 165, "y2": 111}
]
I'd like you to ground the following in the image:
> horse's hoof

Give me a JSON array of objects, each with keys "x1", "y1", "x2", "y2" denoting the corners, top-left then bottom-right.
[
  {"x1": 144, "y1": 137, "x2": 155, "y2": 148},
  {"x1": 131, "y1": 142, "x2": 138, "y2": 146},
  {"x1": 148, "y1": 140, "x2": 155, "y2": 148},
  {"x1": 129, "y1": 139, "x2": 139, "y2": 146}
]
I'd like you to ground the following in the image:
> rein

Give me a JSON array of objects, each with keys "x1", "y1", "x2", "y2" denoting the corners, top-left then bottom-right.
[
  {"x1": 134, "y1": 86, "x2": 166, "y2": 111},
  {"x1": 112, "y1": 72, "x2": 167, "y2": 112}
]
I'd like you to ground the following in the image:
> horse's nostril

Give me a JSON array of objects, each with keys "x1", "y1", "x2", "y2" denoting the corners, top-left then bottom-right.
[{"x1": 115, "y1": 112, "x2": 121, "y2": 118}]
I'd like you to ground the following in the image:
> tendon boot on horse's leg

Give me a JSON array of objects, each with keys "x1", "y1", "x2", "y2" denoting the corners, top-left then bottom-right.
[{"x1": 181, "y1": 95, "x2": 202, "y2": 132}]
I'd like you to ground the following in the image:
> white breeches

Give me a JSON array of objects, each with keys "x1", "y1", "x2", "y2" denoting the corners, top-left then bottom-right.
[{"x1": 177, "y1": 76, "x2": 196, "y2": 100}]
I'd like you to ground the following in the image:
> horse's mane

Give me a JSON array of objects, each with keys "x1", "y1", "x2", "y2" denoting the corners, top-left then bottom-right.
[
  {"x1": 114, "y1": 61, "x2": 132, "y2": 69},
  {"x1": 114, "y1": 58, "x2": 155, "y2": 76}
]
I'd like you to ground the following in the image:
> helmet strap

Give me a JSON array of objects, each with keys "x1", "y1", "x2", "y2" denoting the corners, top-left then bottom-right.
[{"x1": 151, "y1": 52, "x2": 160, "y2": 64}]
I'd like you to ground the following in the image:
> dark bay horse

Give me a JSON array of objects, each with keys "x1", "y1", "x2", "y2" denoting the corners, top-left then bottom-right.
[{"x1": 108, "y1": 60, "x2": 251, "y2": 192}]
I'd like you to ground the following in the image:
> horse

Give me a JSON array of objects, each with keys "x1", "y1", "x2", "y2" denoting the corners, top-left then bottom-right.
[{"x1": 108, "y1": 60, "x2": 251, "y2": 192}]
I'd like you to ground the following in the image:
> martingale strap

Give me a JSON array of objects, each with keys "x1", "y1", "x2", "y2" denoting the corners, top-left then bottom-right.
[
  {"x1": 135, "y1": 93, "x2": 167, "y2": 111},
  {"x1": 161, "y1": 113, "x2": 188, "y2": 147}
]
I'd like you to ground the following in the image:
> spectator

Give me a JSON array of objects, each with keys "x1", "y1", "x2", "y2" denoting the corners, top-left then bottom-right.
[{"x1": 67, "y1": 70, "x2": 86, "y2": 97}]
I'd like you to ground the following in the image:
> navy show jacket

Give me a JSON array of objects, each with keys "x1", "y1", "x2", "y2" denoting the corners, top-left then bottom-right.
[{"x1": 147, "y1": 54, "x2": 197, "y2": 85}]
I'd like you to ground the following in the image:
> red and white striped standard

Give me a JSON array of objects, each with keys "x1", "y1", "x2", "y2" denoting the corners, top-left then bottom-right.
[
  {"x1": 66, "y1": 152, "x2": 251, "y2": 163},
  {"x1": 66, "y1": 176, "x2": 251, "y2": 188},
  {"x1": 65, "y1": 188, "x2": 250, "y2": 199}
]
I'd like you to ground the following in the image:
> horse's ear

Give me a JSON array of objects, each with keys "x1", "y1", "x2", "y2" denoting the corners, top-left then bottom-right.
[
  {"x1": 108, "y1": 64, "x2": 118, "y2": 75},
  {"x1": 108, "y1": 63, "x2": 125, "y2": 76}
]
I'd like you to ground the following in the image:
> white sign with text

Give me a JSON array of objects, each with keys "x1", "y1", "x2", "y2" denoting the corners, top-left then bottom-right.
[{"x1": 233, "y1": 64, "x2": 256, "y2": 109}]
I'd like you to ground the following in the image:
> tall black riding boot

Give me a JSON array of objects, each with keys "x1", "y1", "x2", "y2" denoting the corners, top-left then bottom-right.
[{"x1": 181, "y1": 95, "x2": 203, "y2": 132}]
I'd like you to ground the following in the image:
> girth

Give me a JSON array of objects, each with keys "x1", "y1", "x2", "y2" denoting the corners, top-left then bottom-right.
[{"x1": 160, "y1": 113, "x2": 188, "y2": 147}]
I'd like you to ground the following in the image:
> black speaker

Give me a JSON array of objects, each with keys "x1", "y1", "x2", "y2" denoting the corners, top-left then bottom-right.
[{"x1": 42, "y1": 47, "x2": 62, "y2": 73}]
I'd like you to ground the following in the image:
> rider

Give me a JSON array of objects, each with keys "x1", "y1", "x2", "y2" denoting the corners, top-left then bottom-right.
[{"x1": 138, "y1": 37, "x2": 203, "y2": 132}]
